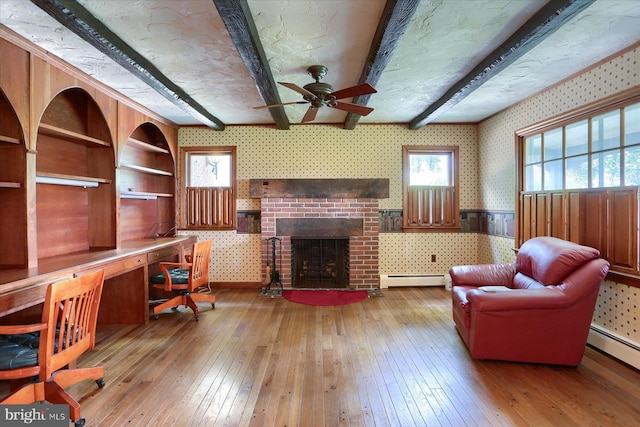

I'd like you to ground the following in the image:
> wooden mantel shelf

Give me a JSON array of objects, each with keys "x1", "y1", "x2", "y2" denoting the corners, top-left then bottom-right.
[{"x1": 250, "y1": 178, "x2": 389, "y2": 199}]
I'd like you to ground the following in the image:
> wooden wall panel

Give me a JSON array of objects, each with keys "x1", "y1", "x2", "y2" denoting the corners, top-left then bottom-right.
[
  {"x1": 549, "y1": 191, "x2": 565, "y2": 239},
  {"x1": 609, "y1": 188, "x2": 639, "y2": 274},
  {"x1": 580, "y1": 191, "x2": 607, "y2": 257},
  {"x1": 566, "y1": 190, "x2": 581, "y2": 243},
  {"x1": 534, "y1": 193, "x2": 548, "y2": 237},
  {"x1": 36, "y1": 185, "x2": 89, "y2": 258}
]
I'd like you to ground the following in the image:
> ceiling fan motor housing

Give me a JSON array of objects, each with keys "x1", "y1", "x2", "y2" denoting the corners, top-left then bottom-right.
[{"x1": 303, "y1": 81, "x2": 335, "y2": 103}]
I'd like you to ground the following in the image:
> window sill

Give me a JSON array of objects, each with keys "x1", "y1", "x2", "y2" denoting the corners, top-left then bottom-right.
[{"x1": 606, "y1": 271, "x2": 640, "y2": 289}]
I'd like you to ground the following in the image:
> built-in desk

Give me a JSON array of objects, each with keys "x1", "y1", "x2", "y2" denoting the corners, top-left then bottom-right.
[{"x1": 0, "y1": 236, "x2": 197, "y2": 324}]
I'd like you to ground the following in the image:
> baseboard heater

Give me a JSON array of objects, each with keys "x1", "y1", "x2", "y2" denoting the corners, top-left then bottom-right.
[
  {"x1": 588, "y1": 324, "x2": 640, "y2": 370},
  {"x1": 380, "y1": 274, "x2": 445, "y2": 289}
]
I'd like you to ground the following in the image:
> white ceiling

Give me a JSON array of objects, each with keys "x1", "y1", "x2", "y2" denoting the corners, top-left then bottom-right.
[{"x1": 1, "y1": 0, "x2": 639, "y2": 130}]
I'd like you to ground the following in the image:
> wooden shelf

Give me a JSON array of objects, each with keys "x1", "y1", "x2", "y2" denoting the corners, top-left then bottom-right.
[
  {"x1": 0, "y1": 181, "x2": 21, "y2": 188},
  {"x1": 36, "y1": 172, "x2": 112, "y2": 186},
  {"x1": 120, "y1": 163, "x2": 173, "y2": 176},
  {"x1": 0, "y1": 134, "x2": 21, "y2": 145},
  {"x1": 126, "y1": 137, "x2": 170, "y2": 154},
  {"x1": 121, "y1": 191, "x2": 173, "y2": 199},
  {"x1": 38, "y1": 123, "x2": 111, "y2": 147}
]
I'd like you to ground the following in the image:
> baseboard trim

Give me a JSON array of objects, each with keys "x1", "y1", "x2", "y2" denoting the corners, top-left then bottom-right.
[
  {"x1": 211, "y1": 281, "x2": 262, "y2": 289},
  {"x1": 588, "y1": 324, "x2": 640, "y2": 370}
]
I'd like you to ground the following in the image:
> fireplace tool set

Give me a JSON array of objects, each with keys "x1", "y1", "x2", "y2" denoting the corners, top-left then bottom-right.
[{"x1": 263, "y1": 237, "x2": 282, "y2": 294}]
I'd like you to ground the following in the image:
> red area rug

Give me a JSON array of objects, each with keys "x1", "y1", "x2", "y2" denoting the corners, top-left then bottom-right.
[{"x1": 281, "y1": 289, "x2": 368, "y2": 306}]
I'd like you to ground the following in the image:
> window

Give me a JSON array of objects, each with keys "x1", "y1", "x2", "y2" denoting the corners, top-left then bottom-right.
[
  {"x1": 402, "y1": 145, "x2": 459, "y2": 231},
  {"x1": 517, "y1": 91, "x2": 640, "y2": 281},
  {"x1": 180, "y1": 146, "x2": 236, "y2": 230}
]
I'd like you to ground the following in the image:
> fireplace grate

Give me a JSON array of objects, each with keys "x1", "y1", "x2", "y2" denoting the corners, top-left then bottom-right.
[{"x1": 291, "y1": 238, "x2": 349, "y2": 288}]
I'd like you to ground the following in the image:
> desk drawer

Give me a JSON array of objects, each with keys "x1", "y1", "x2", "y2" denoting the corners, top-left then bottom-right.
[
  {"x1": 148, "y1": 246, "x2": 180, "y2": 263},
  {"x1": 103, "y1": 256, "x2": 145, "y2": 279}
]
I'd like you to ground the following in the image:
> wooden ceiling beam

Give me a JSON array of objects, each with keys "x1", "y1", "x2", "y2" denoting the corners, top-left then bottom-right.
[
  {"x1": 213, "y1": 0, "x2": 290, "y2": 130},
  {"x1": 344, "y1": 0, "x2": 421, "y2": 130},
  {"x1": 409, "y1": 0, "x2": 596, "y2": 130},
  {"x1": 31, "y1": 0, "x2": 226, "y2": 130}
]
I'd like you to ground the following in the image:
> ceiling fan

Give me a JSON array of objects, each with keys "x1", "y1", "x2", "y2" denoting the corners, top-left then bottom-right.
[{"x1": 254, "y1": 65, "x2": 377, "y2": 123}]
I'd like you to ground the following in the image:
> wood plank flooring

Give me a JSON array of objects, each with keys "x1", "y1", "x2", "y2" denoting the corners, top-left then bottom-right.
[{"x1": 5, "y1": 287, "x2": 640, "y2": 426}]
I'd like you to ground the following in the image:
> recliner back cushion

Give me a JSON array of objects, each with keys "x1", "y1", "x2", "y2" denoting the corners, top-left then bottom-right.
[{"x1": 516, "y1": 237, "x2": 600, "y2": 286}]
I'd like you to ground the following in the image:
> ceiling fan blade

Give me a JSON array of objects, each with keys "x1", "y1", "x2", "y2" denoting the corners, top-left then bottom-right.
[
  {"x1": 301, "y1": 106, "x2": 319, "y2": 123},
  {"x1": 331, "y1": 101, "x2": 374, "y2": 117},
  {"x1": 329, "y1": 83, "x2": 377, "y2": 100},
  {"x1": 278, "y1": 82, "x2": 317, "y2": 98},
  {"x1": 253, "y1": 101, "x2": 308, "y2": 110}
]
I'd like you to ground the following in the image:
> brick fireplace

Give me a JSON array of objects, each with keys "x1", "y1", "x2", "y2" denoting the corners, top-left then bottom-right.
[{"x1": 250, "y1": 179, "x2": 389, "y2": 290}]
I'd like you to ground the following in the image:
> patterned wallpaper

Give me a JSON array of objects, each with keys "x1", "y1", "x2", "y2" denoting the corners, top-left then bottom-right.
[
  {"x1": 179, "y1": 44, "x2": 639, "y2": 346},
  {"x1": 179, "y1": 124, "x2": 480, "y2": 282}
]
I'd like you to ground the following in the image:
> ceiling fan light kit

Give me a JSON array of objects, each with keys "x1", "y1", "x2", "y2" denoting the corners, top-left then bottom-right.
[{"x1": 255, "y1": 65, "x2": 377, "y2": 123}]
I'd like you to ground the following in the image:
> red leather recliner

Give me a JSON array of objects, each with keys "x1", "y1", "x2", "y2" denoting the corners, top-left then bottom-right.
[{"x1": 449, "y1": 237, "x2": 610, "y2": 366}]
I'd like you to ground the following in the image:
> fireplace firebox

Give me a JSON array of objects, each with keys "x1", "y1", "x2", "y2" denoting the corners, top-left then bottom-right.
[{"x1": 291, "y1": 238, "x2": 349, "y2": 288}]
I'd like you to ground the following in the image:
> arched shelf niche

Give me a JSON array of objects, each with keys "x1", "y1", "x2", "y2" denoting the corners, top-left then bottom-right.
[
  {"x1": 36, "y1": 88, "x2": 116, "y2": 259},
  {"x1": 0, "y1": 88, "x2": 28, "y2": 268},
  {"x1": 119, "y1": 122, "x2": 176, "y2": 240}
]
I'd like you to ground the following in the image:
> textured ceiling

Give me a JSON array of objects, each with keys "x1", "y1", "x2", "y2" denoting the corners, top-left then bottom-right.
[{"x1": 1, "y1": 0, "x2": 639, "y2": 130}]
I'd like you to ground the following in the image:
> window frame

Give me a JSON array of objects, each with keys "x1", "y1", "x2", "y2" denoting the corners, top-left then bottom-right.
[
  {"x1": 179, "y1": 146, "x2": 237, "y2": 230},
  {"x1": 402, "y1": 145, "x2": 460, "y2": 232},
  {"x1": 516, "y1": 87, "x2": 640, "y2": 286}
]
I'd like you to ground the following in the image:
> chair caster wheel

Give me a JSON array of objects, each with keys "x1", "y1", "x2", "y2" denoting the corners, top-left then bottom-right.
[
  {"x1": 211, "y1": 303, "x2": 215, "y2": 309},
  {"x1": 74, "y1": 417, "x2": 86, "y2": 427},
  {"x1": 153, "y1": 314, "x2": 159, "y2": 320},
  {"x1": 194, "y1": 315, "x2": 199, "y2": 322},
  {"x1": 96, "y1": 378, "x2": 106, "y2": 388}
]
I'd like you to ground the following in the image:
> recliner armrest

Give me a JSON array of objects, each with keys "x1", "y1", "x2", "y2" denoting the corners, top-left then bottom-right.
[
  {"x1": 466, "y1": 287, "x2": 574, "y2": 311},
  {"x1": 449, "y1": 263, "x2": 516, "y2": 287}
]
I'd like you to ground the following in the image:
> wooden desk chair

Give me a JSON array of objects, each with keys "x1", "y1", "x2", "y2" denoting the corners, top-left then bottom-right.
[
  {"x1": 150, "y1": 240, "x2": 215, "y2": 321},
  {"x1": 0, "y1": 269, "x2": 106, "y2": 427}
]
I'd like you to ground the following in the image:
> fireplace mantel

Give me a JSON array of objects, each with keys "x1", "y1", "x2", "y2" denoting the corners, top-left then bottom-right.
[{"x1": 250, "y1": 178, "x2": 389, "y2": 199}]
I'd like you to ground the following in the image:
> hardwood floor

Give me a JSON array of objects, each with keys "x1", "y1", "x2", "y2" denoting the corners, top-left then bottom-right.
[{"x1": 6, "y1": 287, "x2": 640, "y2": 426}]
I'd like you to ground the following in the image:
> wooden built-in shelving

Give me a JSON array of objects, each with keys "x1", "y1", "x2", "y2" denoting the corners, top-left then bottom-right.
[
  {"x1": 121, "y1": 190, "x2": 173, "y2": 199},
  {"x1": 1, "y1": 38, "x2": 178, "y2": 272},
  {"x1": 35, "y1": 88, "x2": 116, "y2": 259},
  {"x1": 119, "y1": 123, "x2": 176, "y2": 240},
  {"x1": 0, "y1": 134, "x2": 21, "y2": 145},
  {"x1": 0, "y1": 181, "x2": 21, "y2": 188},
  {"x1": 0, "y1": 91, "x2": 28, "y2": 269},
  {"x1": 38, "y1": 122, "x2": 111, "y2": 147},
  {"x1": 120, "y1": 163, "x2": 173, "y2": 176},
  {"x1": 36, "y1": 171, "x2": 112, "y2": 186},
  {"x1": 126, "y1": 136, "x2": 170, "y2": 154}
]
